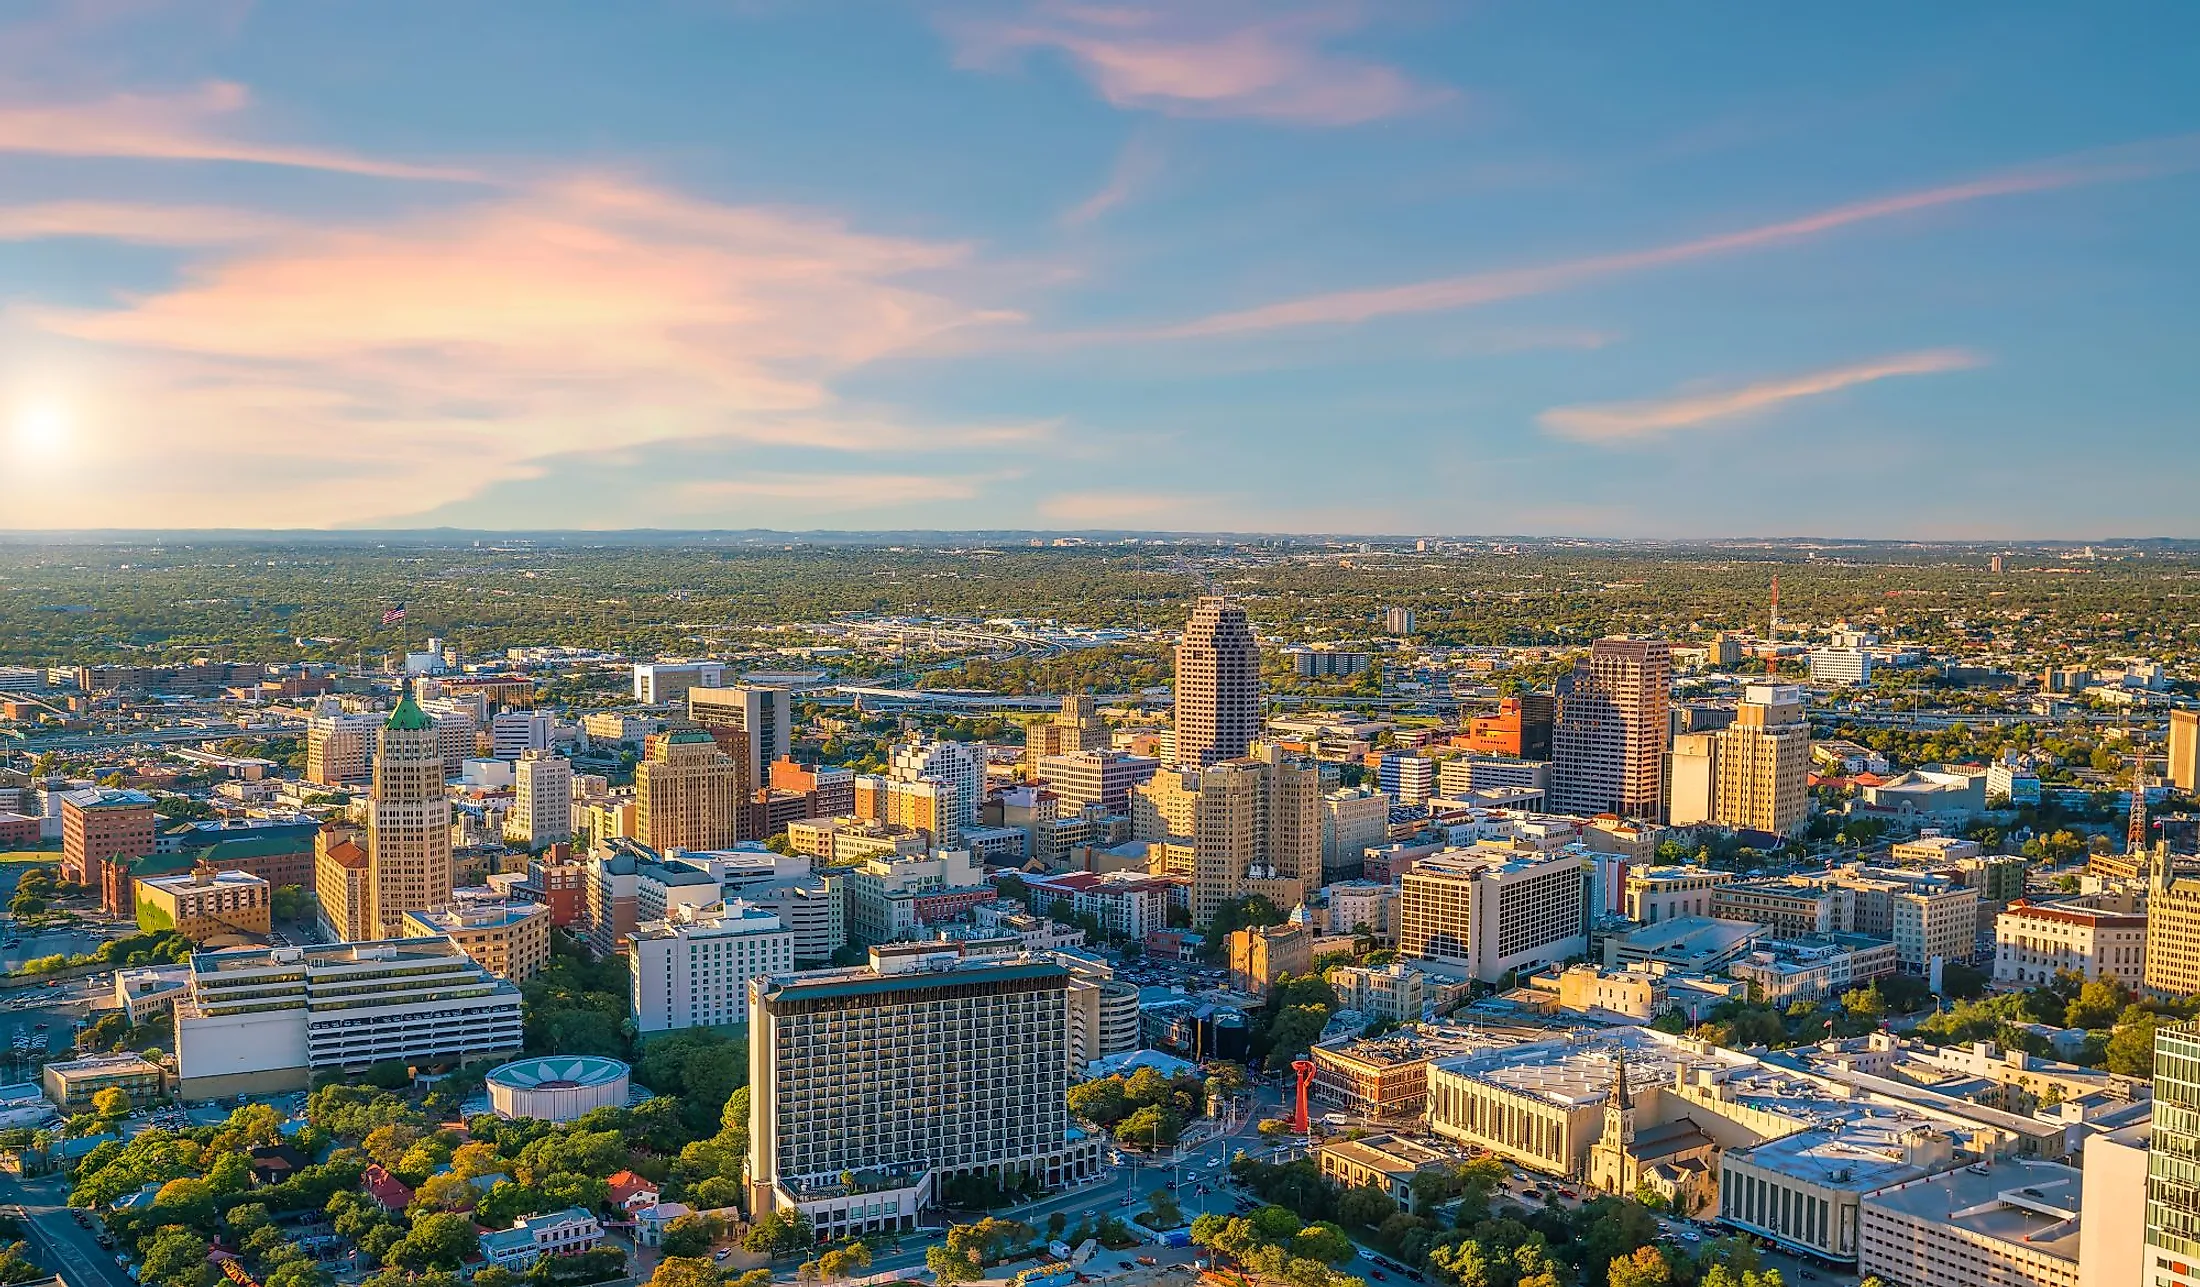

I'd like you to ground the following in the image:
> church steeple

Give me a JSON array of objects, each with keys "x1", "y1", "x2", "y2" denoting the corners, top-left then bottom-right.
[{"x1": 1604, "y1": 1053, "x2": 1636, "y2": 1146}]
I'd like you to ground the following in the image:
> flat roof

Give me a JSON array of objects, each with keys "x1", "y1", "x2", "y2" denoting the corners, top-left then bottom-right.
[
  {"x1": 1866, "y1": 1158, "x2": 2081, "y2": 1261},
  {"x1": 1732, "y1": 1111, "x2": 1956, "y2": 1192}
]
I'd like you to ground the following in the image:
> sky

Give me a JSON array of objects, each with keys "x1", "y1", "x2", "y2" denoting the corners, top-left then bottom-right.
[{"x1": 1, "y1": 1, "x2": 2197, "y2": 538}]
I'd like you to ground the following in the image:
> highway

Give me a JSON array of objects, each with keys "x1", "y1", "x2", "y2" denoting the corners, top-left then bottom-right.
[{"x1": 10, "y1": 721, "x2": 304, "y2": 753}]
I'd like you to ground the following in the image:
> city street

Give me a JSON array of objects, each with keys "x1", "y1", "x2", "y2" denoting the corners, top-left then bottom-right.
[{"x1": 3, "y1": 1170, "x2": 133, "y2": 1287}]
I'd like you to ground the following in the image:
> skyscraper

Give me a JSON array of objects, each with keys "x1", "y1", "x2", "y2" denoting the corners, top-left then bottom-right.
[
  {"x1": 2171, "y1": 709, "x2": 2199, "y2": 793},
  {"x1": 636, "y1": 728, "x2": 741, "y2": 853},
  {"x1": 1551, "y1": 638, "x2": 1671, "y2": 821},
  {"x1": 689, "y1": 684, "x2": 792, "y2": 794},
  {"x1": 1173, "y1": 596, "x2": 1259, "y2": 770},
  {"x1": 1712, "y1": 684, "x2": 1812, "y2": 835},
  {"x1": 368, "y1": 693, "x2": 454, "y2": 938},
  {"x1": 887, "y1": 738, "x2": 982, "y2": 845},
  {"x1": 2146, "y1": 1021, "x2": 2200, "y2": 1287}
]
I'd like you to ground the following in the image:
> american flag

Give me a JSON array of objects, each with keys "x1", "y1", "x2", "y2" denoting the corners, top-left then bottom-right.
[{"x1": 381, "y1": 602, "x2": 406, "y2": 625}]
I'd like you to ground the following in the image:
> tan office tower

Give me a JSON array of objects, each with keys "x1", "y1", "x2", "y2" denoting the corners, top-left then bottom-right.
[
  {"x1": 1173, "y1": 597, "x2": 1260, "y2": 770},
  {"x1": 314, "y1": 828, "x2": 374, "y2": 944},
  {"x1": 367, "y1": 694, "x2": 454, "y2": 938},
  {"x1": 1552, "y1": 637, "x2": 1671, "y2": 821},
  {"x1": 2145, "y1": 854, "x2": 2200, "y2": 998},
  {"x1": 1192, "y1": 760, "x2": 1262, "y2": 926},
  {"x1": 305, "y1": 713, "x2": 374, "y2": 788},
  {"x1": 637, "y1": 728, "x2": 741, "y2": 852},
  {"x1": 688, "y1": 684, "x2": 790, "y2": 794},
  {"x1": 1025, "y1": 693, "x2": 1110, "y2": 767},
  {"x1": 1713, "y1": 684, "x2": 1812, "y2": 835},
  {"x1": 1260, "y1": 744, "x2": 1322, "y2": 892},
  {"x1": 2172, "y1": 709, "x2": 2200, "y2": 792}
]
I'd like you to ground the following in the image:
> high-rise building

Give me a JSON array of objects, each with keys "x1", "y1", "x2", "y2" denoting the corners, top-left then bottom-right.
[
  {"x1": 305, "y1": 712, "x2": 376, "y2": 788},
  {"x1": 367, "y1": 695, "x2": 453, "y2": 938},
  {"x1": 134, "y1": 867, "x2": 271, "y2": 942},
  {"x1": 887, "y1": 739, "x2": 983, "y2": 844},
  {"x1": 1552, "y1": 638, "x2": 1671, "y2": 821},
  {"x1": 1025, "y1": 694, "x2": 1110, "y2": 767},
  {"x1": 629, "y1": 902, "x2": 796, "y2": 1032},
  {"x1": 403, "y1": 898, "x2": 554, "y2": 983},
  {"x1": 1376, "y1": 754, "x2": 1434, "y2": 806},
  {"x1": 1712, "y1": 684, "x2": 1812, "y2": 835},
  {"x1": 1809, "y1": 648, "x2": 1874, "y2": 687},
  {"x1": 1384, "y1": 607, "x2": 1416, "y2": 636},
  {"x1": 1397, "y1": 848, "x2": 1587, "y2": 983},
  {"x1": 2172, "y1": 710, "x2": 2200, "y2": 793},
  {"x1": 636, "y1": 729, "x2": 741, "y2": 853},
  {"x1": 511, "y1": 752, "x2": 574, "y2": 849},
  {"x1": 2146, "y1": 1021, "x2": 2200, "y2": 1287},
  {"x1": 2145, "y1": 858, "x2": 2200, "y2": 998},
  {"x1": 1173, "y1": 597, "x2": 1259, "y2": 770},
  {"x1": 1134, "y1": 746, "x2": 1318, "y2": 926},
  {"x1": 689, "y1": 684, "x2": 791, "y2": 793},
  {"x1": 747, "y1": 944, "x2": 1098, "y2": 1238}
]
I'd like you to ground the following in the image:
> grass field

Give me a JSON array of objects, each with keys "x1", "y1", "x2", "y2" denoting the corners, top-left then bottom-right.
[{"x1": 0, "y1": 852, "x2": 57, "y2": 865}]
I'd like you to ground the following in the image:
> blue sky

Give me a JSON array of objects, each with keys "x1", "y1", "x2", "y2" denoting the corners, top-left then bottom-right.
[{"x1": 1, "y1": 1, "x2": 2196, "y2": 536}]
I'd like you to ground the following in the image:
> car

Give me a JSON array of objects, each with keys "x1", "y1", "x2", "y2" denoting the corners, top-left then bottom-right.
[
  {"x1": 115, "y1": 1255, "x2": 131, "y2": 1267},
  {"x1": 1370, "y1": 1274, "x2": 1384, "y2": 1281},
  {"x1": 71, "y1": 1211, "x2": 88, "y2": 1226},
  {"x1": 714, "y1": 1251, "x2": 732, "y2": 1263},
  {"x1": 98, "y1": 1235, "x2": 115, "y2": 1248},
  {"x1": 1206, "y1": 1158, "x2": 1221, "y2": 1169},
  {"x1": 1119, "y1": 1198, "x2": 1132, "y2": 1207},
  {"x1": 32, "y1": 1021, "x2": 45, "y2": 1029}
]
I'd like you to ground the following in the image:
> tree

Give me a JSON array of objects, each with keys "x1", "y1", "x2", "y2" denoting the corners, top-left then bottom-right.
[
  {"x1": 1291, "y1": 1223, "x2": 1353, "y2": 1266},
  {"x1": 817, "y1": 1245, "x2": 871, "y2": 1280},
  {"x1": 1119, "y1": 1104, "x2": 1177, "y2": 1149},
  {"x1": 743, "y1": 1210, "x2": 813, "y2": 1259},
  {"x1": 1146, "y1": 1187, "x2": 1183, "y2": 1228},
  {"x1": 1335, "y1": 1185, "x2": 1395, "y2": 1232},
  {"x1": 1067, "y1": 1078, "x2": 1128, "y2": 1127},
  {"x1": 90, "y1": 1087, "x2": 132, "y2": 1121},
  {"x1": 141, "y1": 1228, "x2": 213, "y2": 1287},
  {"x1": 2107, "y1": 1008, "x2": 2161, "y2": 1076},
  {"x1": 648, "y1": 1260, "x2": 723, "y2": 1287},
  {"x1": 658, "y1": 1214, "x2": 720, "y2": 1260},
  {"x1": 1265, "y1": 1004, "x2": 1331, "y2": 1059},
  {"x1": 386, "y1": 1212, "x2": 480, "y2": 1271},
  {"x1": 1607, "y1": 1246, "x2": 1672, "y2": 1287},
  {"x1": 926, "y1": 1246, "x2": 982, "y2": 1285}
]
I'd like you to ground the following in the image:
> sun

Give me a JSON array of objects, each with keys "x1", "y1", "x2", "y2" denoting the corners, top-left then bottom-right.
[{"x1": 11, "y1": 403, "x2": 69, "y2": 458}]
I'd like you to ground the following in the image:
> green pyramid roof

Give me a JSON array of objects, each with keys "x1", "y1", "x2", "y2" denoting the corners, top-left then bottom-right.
[{"x1": 386, "y1": 692, "x2": 434, "y2": 731}]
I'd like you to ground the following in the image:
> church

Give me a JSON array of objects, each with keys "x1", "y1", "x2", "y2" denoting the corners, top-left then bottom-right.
[{"x1": 1585, "y1": 1054, "x2": 1719, "y2": 1215}]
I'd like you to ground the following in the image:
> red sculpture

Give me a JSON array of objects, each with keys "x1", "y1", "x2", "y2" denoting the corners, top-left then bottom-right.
[{"x1": 1290, "y1": 1058, "x2": 1316, "y2": 1134}]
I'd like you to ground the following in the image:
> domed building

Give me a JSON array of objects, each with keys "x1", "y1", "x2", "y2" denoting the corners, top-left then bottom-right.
[{"x1": 484, "y1": 1055, "x2": 632, "y2": 1122}]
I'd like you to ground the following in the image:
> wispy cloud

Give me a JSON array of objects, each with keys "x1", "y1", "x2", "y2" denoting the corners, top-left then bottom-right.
[
  {"x1": 0, "y1": 82, "x2": 480, "y2": 180},
  {"x1": 1062, "y1": 132, "x2": 1164, "y2": 227},
  {"x1": 0, "y1": 200, "x2": 295, "y2": 244},
  {"x1": 13, "y1": 176, "x2": 1030, "y2": 527},
  {"x1": 677, "y1": 472, "x2": 986, "y2": 508},
  {"x1": 948, "y1": 1, "x2": 1450, "y2": 126},
  {"x1": 1146, "y1": 136, "x2": 2200, "y2": 337},
  {"x1": 1538, "y1": 348, "x2": 1986, "y2": 443}
]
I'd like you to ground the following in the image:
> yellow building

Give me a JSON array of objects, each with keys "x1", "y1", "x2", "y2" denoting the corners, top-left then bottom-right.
[
  {"x1": 43, "y1": 1052, "x2": 164, "y2": 1111},
  {"x1": 1557, "y1": 964, "x2": 1668, "y2": 1021},
  {"x1": 134, "y1": 866, "x2": 271, "y2": 943},
  {"x1": 1712, "y1": 685, "x2": 1811, "y2": 836},
  {"x1": 401, "y1": 898, "x2": 552, "y2": 982},
  {"x1": 368, "y1": 694, "x2": 455, "y2": 938},
  {"x1": 315, "y1": 830, "x2": 374, "y2": 944},
  {"x1": 637, "y1": 729, "x2": 741, "y2": 852}
]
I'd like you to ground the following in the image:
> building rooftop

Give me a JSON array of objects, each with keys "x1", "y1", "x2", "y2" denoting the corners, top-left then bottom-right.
[
  {"x1": 140, "y1": 867, "x2": 268, "y2": 894},
  {"x1": 1862, "y1": 1158, "x2": 2080, "y2": 1263},
  {"x1": 191, "y1": 935, "x2": 470, "y2": 976},
  {"x1": 43, "y1": 1052, "x2": 161, "y2": 1078},
  {"x1": 1731, "y1": 1109, "x2": 1963, "y2": 1193},
  {"x1": 1611, "y1": 917, "x2": 1763, "y2": 966},
  {"x1": 403, "y1": 901, "x2": 550, "y2": 933},
  {"x1": 63, "y1": 786, "x2": 155, "y2": 809},
  {"x1": 385, "y1": 693, "x2": 433, "y2": 732},
  {"x1": 485, "y1": 1055, "x2": 630, "y2": 1092}
]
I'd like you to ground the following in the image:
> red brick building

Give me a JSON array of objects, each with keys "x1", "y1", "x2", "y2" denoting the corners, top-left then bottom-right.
[{"x1": 60, "y1": 787, "x2": 157, "y2": 887}]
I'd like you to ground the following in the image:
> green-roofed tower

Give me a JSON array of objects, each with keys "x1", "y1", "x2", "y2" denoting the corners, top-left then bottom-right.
[{"x1": 386, "y1": 691, "x2": 433, "y2": 731}]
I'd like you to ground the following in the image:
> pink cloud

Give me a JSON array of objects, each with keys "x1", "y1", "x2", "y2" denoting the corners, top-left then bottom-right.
[
  {"x1": 11, "y1": 177, "x2": 1029, "y2": 527},
  {"x1": 949, "y1": 1, "x2": 1450, "y2": 126},
  {"x1": 0, "y1": 82, "x2": 480, "y2": 180},
  {"x1": 0, "y1": 200, "x2": 295, "y2": 244},
  {"x1": 1062, "y1": 132, "x2": 1164, "y2": 227},
  {"x1": 1537, "y1": 348, "x2": 1986, "y2": 443},
  {"x1": 1152, "y1": 136, "x2": 2200, "y2": 336}
]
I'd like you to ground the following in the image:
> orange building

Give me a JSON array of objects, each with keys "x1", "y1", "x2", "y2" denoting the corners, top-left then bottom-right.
[{"x1": 1453, "y1": 696, "x2": 1555, "y2": 760}]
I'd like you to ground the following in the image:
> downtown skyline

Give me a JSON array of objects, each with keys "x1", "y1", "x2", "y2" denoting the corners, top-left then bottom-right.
[{"x1": 1, "y1": 2, "x2": 2196, "y2": 537}]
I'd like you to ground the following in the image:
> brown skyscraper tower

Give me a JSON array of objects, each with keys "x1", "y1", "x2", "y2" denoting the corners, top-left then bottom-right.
[
  {"x1": 636, "y1": 728, "x2": 741, "y2": 853},
  {"x1": 1173, "y1": 597, "x2": 1259, "y2": 770},
  {"x1": 1552, "y1": 638, "x2": 1671, "y2": 822},
  {"x1": 368, "y1": 693, "x2": 454, "y2": 938}
]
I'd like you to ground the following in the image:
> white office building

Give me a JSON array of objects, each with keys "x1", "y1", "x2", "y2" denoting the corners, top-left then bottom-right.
[
  {"x1": 491, "y1": 710, "x2": 556, "y2": 760},
  {"x1": 174, "y1": 938, "x2": 524, "y2": 1098},
  {"x1": 628, "y1": 902, "x2": 797, "y2": 1032},
  {"x1": 1809, "y1": 649, "x2": 1874, "y2": 687}
]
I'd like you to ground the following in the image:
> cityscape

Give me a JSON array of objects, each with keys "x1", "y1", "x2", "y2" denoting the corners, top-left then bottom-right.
[{"x1": 1, "y1": 10, "x2": 2198, "y2": 1287}]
